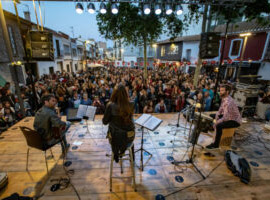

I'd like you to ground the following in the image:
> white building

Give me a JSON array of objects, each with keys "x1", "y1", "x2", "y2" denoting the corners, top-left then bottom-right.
[{"x1": 182, "y1": 35, "x2": 200, "y2": 73}]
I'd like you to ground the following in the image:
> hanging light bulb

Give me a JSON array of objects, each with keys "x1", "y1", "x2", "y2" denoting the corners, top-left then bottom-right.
[
  {"x1": 87, "y1": 3, "x2": 95, "y2": 14},
  {"x1": 143, "y1": 4, "x2": 151, "y2": 15},
  {"x1": 176, "y1": 5, "x2": 183, "y2": 15},
  {"x1": 75, "y1": 3, "x2": 84, "y2": 14},
  {"x1": 155, "y1": 4, "x2": 162, "y2": 15},
  {"x1": 165, "y1": 4, "x2": 173, "y2": 15},
  {"x1": 111, "y1": 3, "x2": 118, "y2": 14},
  {"x1": 100, "y1": 2, "x2": 107, "y2": 14}
]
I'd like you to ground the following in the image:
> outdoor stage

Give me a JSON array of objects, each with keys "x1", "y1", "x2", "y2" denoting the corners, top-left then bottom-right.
[{"x1": 0, "y1": 114, "x2": 270, "y2": 200}]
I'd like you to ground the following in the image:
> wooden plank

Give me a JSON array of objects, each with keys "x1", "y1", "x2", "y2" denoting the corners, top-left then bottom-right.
[{"x1": 1, "y1": 114, "x2": 270, "y2": 200}]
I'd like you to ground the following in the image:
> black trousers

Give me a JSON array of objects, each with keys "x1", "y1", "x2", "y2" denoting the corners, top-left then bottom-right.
[{"x1": 214, "y1": 120, "x2": 240, "y2": 147}]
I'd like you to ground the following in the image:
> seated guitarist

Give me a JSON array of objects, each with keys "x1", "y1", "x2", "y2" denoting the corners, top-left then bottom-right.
[
  {"x1": 34, "y1": 94, "x2": 70, "y2": 155},
  {"x1": 206, "y1": 84, "x2": 241, "y2": 149}
]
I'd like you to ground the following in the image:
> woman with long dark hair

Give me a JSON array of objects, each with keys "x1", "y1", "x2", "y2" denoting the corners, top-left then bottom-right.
[{"x1": 102, "y1": 84, "x2": 135, "y2": 162}]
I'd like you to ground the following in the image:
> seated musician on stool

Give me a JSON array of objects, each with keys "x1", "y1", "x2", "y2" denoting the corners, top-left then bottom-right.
[
  {"x1": 206, "y1": 85, "x2": 241, "y2": 149},
  {"x1": 34, "y1": 94, "x2": 71, "y2": 155},
  {"x1": 102, "y1": 84, "x2": 135, "y2": 163}
]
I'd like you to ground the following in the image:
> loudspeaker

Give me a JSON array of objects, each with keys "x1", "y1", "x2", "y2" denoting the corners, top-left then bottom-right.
[
  {"x1": 200, "y1": 32, "x2": 220, "y2": 59},
  {"x1": 29, "y1": 31, "x2": 54, "y2": 61}
]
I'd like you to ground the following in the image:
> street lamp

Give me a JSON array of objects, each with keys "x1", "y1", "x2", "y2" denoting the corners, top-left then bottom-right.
[
  {"x1": 100, "y1": 2, "x2": 107, "y2": 14},
  {"x1": 236, "y1": 32, "x2": 252, "y2": 80},
  {"x1": 87, "y1": 3, "x2": 95, "y2": 14},
  {"x1": 111, "y1": 3, "x2": 118, "y2": 14},
  {"x1": 176, "y1": 5, "x2": 183, "y2": 15},
  {"x1": 154, "y1": 4, "x2": 162, "y2": 15},
  {"x1": 75, "y1": 3, "x2": 84, "y2": 14},
  {"x1": 143, "y1": 4, "x2": 151, "y2": 15},
  {"x1": 165, "y1": 4, "x2": 173, "y2": 15}
]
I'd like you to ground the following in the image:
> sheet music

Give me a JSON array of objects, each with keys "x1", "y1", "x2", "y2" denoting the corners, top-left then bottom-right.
[
  {"x1": 85, "y1": 106, "x2": 97, "y2": 121},
  {"x1": 143, "y1": 116, "x2": 162, "y2": 131},
  {"x1": 135, "y1": 114, "x2": 151, "y2": 126},
  {"x1": 135, "y1": 114, "x2": 162, "y2": 131},
  {"x1": 76, "y1": 104, "x2": 88, "y2": 118}
]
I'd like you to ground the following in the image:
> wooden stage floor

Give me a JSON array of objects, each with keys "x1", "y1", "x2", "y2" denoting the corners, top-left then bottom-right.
[{"x1": 1, "y1": 114, "x2": 270, "y2": 200}]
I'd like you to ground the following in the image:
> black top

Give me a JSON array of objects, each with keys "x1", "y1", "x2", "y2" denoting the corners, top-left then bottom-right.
[{"x1": 102, "y1": 102, "x2": 135, "y2": 132}]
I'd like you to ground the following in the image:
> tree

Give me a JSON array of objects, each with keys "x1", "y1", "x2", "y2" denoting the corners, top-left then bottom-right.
[{"x1": 96, "y1": 3, "x2": 185, "y2": 79}]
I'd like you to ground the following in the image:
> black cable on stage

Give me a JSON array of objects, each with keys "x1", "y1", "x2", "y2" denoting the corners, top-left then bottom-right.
[
  {"x1": 233, "y1": 128, "x2": 258, "y2": 146},
  {"x1": 61, "y1": 140, "x2": 82, "y2": 200},
  {"x1": 164, "y1": 159, "x2": 225, "y2": 198},
  {"x1": 257, "y1": 130, "x2": 270, "y2": 152}
]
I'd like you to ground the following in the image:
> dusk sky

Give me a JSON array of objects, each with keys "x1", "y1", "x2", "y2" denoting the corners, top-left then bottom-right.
[
  {"x1": 2, "y1": 1, "x2": 202, "y2": 48},
  {"x1": 2, "y1": 1, "x2": 114, "y2": 47}
]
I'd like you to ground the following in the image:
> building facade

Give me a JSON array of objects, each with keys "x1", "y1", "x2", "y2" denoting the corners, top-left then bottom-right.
[{"x1": 0, "y1": 10, "x2": 104, "y2": 84}]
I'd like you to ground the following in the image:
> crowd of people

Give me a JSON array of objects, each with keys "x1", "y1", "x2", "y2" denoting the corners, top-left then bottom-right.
[{"x1": 0, "y1": 66, "x2": 269, "y2": 132}]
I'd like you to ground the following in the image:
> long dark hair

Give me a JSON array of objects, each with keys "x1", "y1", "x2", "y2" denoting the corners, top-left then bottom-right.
[{"x1": 110, "y1": 84, "x2": 133, "y2": 124}]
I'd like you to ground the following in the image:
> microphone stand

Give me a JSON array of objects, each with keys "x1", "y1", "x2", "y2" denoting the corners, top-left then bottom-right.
[
  {"x1": 172, "y1": 95, "x2": 206, "y2": 180},
  {"x1": 167, "y1": 97, "x2": 189, "y2": 135}
]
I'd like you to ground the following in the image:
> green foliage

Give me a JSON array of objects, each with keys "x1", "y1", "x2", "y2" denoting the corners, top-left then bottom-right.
[{"x1": 212, "y1": 0, "x2": 270, "y2": 24}]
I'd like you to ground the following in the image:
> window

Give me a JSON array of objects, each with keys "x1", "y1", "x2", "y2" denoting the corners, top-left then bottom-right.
[
  {"x1": 77, "y1": 48, "x2": 83, "y2": 55},
  {"x1": 64, "y1": 45, "x2": 71, "y2": 55},
  {"x1": 66, "y1": 64, "x2": 70, "y2": 72},
  {"x1": 56, "y1": 40, "x2": 61, "y2": 57},
  {"x1": 75, "y1": 64, "x2": 78, "y2": 71},
  {"x1": 161, "y1": 46, "x2": 165, "y2": 57},
  {"x1": 230, "y1": 40, "x2": 242, "y2": 56},
  {"x1": 186, "y1": 49, "x2": 191, "y2": 61},
  {"x1": 72, "y1": 48, "x2": 77, "y2": 57},
  {"x1": 168, "y1": 44, "x2": 179, "y2": 55},
  {"x1": 148, "y1": 47, "x2": 153, "y2": 57},
  {"x1": 7, "y1": 25, "x2": 17, "y2": 56}
]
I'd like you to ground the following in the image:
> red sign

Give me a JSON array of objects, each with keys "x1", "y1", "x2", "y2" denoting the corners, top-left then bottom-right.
[
  {"x1": 135, "y1": 62, "x2": 138, "y2": 66},
  {"x1": 187, "y1": 62, "x2": 191, "y2": 65}
]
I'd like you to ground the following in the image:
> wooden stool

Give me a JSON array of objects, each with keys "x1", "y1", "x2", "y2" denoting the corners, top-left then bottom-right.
[
  {"x1": 109, "y1": 143, "x2": 136, "y2": 192},
  {"x1": 219, "y1": 128, "x2": 236, "y2": 148}
]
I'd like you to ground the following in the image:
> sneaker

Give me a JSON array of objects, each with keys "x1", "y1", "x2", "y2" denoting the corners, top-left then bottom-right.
[{"x1": 205, "y1": 143, "x2": 219, "y2": 150}]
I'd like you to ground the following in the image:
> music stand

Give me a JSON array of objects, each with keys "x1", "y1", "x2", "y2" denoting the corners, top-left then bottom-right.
[
  {"x1": 82, "y1": 116, "x2": 97, "y2": 145},
  {"x1": 134, "y1": 126, "x2": 152, "y2": 171},
  {"x1": 134, "y1": 114, "x2": 162, "y2": 171}
]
